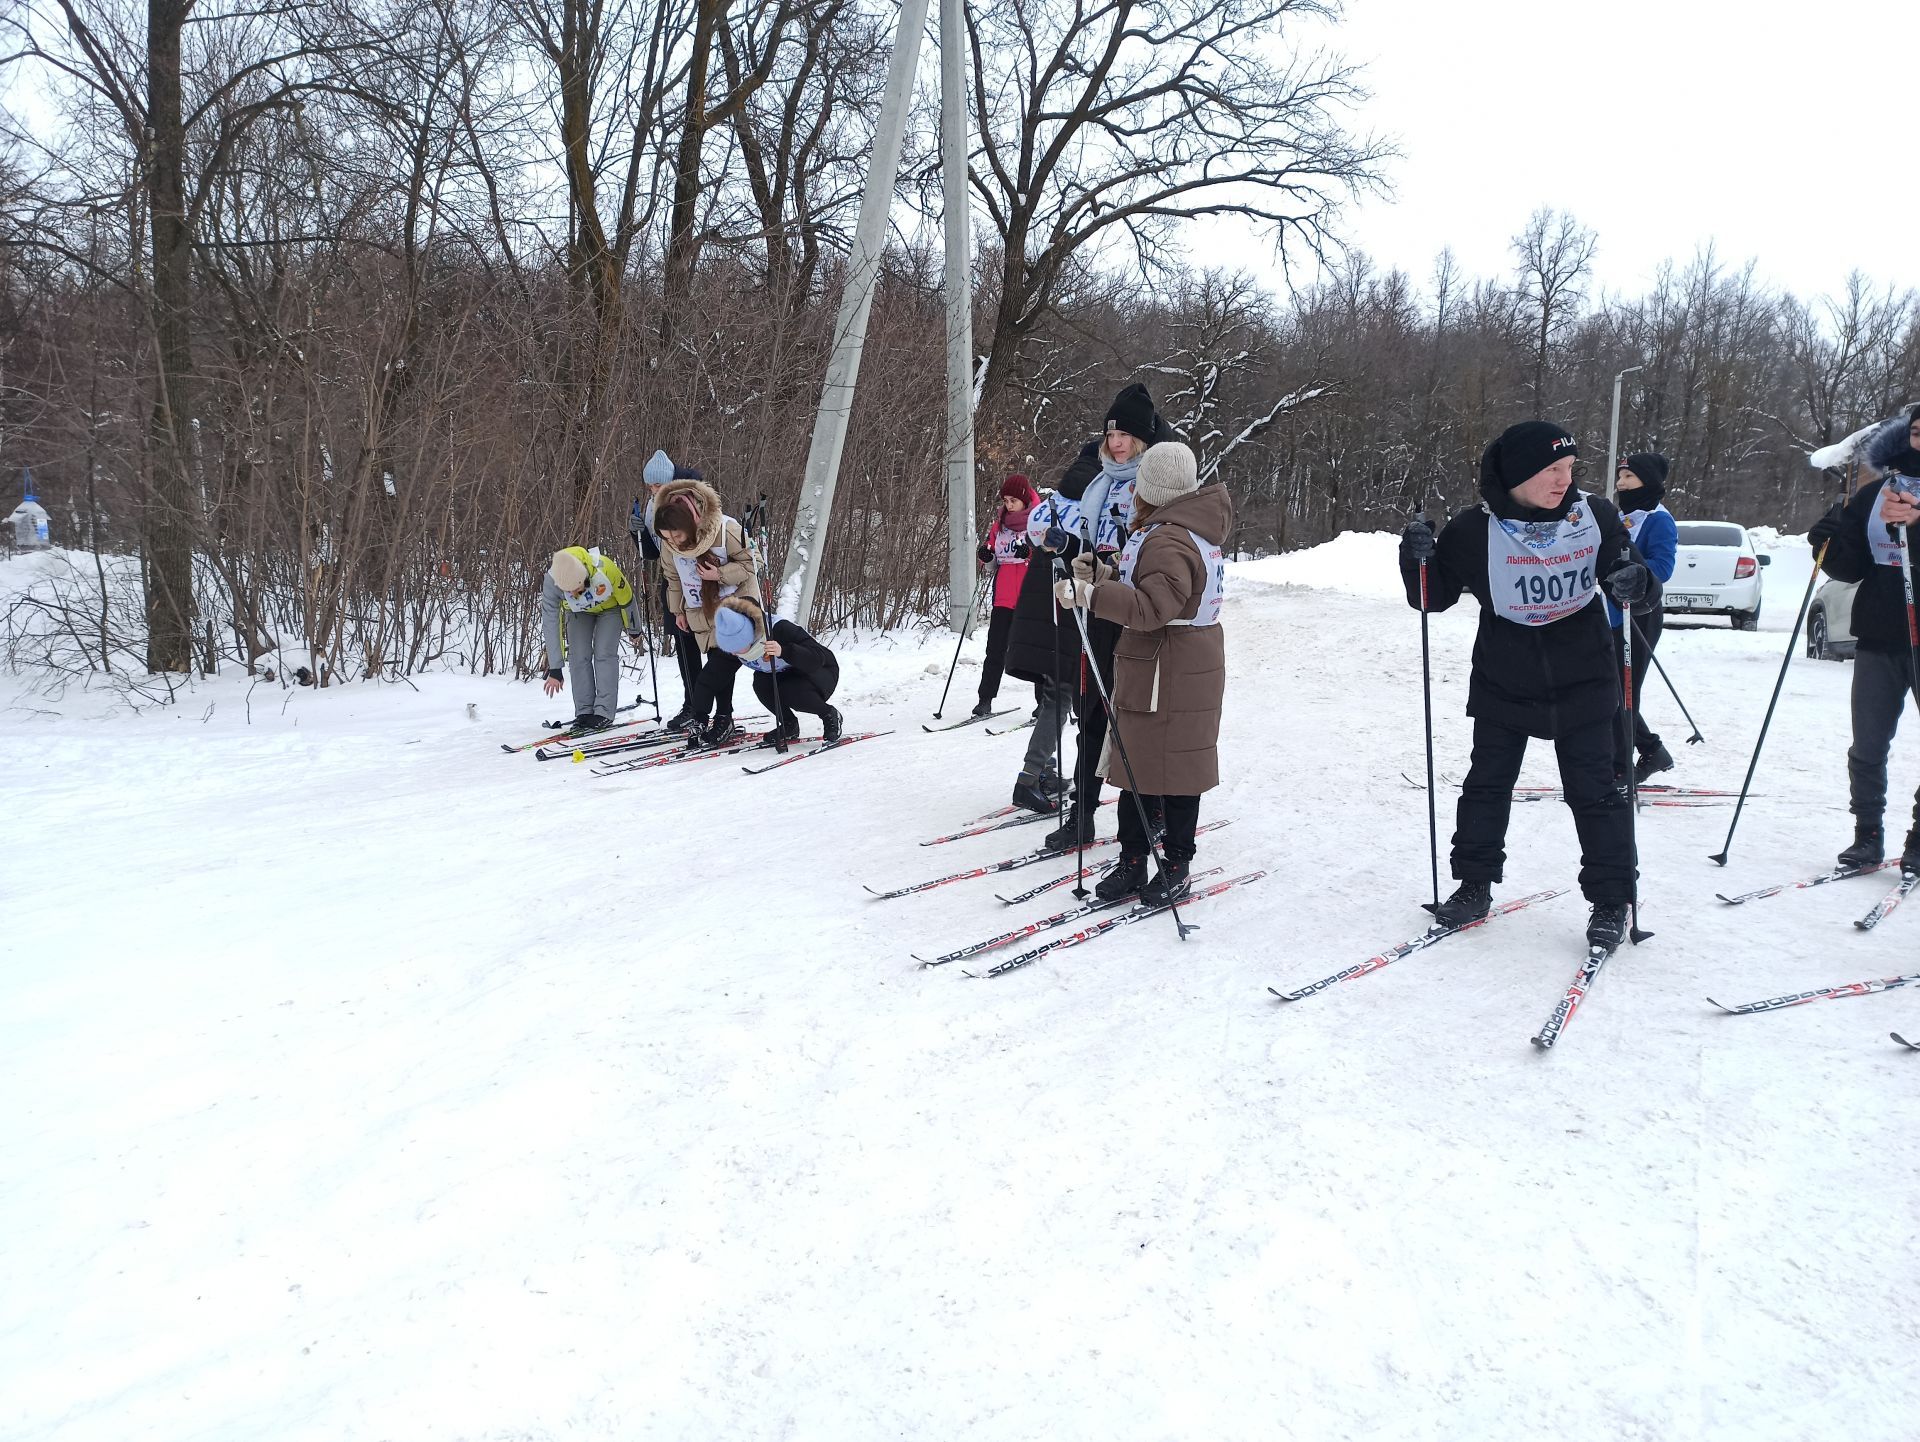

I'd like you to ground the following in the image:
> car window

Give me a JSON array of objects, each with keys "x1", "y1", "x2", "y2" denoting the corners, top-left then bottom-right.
[{"x1": 1676, "y1": 523, "x2": 1745, "y2": 546}]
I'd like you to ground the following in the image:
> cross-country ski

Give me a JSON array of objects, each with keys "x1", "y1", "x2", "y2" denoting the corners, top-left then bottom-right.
[
  {"x1": 962, "y1": 872, "x2": 1267, "y2": 978},
  {"x1": 1709, "y1": 973, "x2": 1920, "y2": 1015},
  {"x1": 1852, "y1": 870, "x2": 1920, "y2": 931},
  {"x1": 1715, "y1": 859, "x2": 1900, "y2": 906},
  {"x1": 1270, "y1": 889, "x2": 1568, "y2": 1001}
]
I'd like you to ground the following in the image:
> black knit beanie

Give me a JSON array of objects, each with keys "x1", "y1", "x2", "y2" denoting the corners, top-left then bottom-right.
[
  {"x1": 1617, "y1": 452, "x2": 1668, "y2": 512},
  {"x1": 1482, "y1": 421, "x2": 1579, "y2": 495},
  {"x1": 1104, "y1": 383, "x2": 1160, "y2": 446}
]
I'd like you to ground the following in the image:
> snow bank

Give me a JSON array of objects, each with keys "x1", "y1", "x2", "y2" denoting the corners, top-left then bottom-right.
[{"x1": 1228, "y1": 529, "x2": 1404, "y2": 600}]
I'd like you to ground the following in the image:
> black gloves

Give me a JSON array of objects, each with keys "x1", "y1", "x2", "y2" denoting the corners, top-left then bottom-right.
[
  {"x1": 1606, "y1": 562, "x2": 1650, "y2": 607},
  {"x1": 1401, "y1": 518, "x2": 1436, "y2": 565},
  {"x1": 1012, "y1": 539, "x2": 1031, "y2": 560},
  {"x1": 976, "y1": 544, "x2": 993, "y2": 565},
  {"x1": 1808, "y1": 502, "x2": 1845, "y2": 552},
  {"x1": 545, "y1": 667, "x2": 563, "y2": 682}
]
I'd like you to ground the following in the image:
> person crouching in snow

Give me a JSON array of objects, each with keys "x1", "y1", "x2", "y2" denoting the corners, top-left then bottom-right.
[
  {"x1": 1398, "y1": 420, "x2": 1658, "y2": 950},
  {"x1": 541, "y1": 545, "x2": 647, "y2": 730},
  {"x1": 1053, "y1": 440, "x2": 1229, "y2": 907},
  {"x1": 711, "y1": 597, "x2": 843, "y2": 749}
]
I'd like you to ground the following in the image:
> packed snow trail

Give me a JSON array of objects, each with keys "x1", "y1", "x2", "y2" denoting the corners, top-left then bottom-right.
[{"x1": 3, "y1": 533, "x2": 1918, "y2": 1442}]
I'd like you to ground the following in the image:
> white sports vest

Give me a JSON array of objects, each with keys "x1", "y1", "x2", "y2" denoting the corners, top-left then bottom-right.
[
  {"x1": 672, "y1": 521, "x2": 742, "y2": 609},
  {"x1": 1118, "y1": 524, "x2": 1224, "y2": 626},
  {"x1": 1867, "y1": 480, "x2": 1917, "y2": 568},
  {"x1": 561, "y1": 548, "x2": 617, "y2": 613},
  {"x1": 1485, "y1": 497, "x2": 1601, "y2": 627}
]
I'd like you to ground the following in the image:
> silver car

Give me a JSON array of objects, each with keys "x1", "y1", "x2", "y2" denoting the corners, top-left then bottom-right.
[
  {"x1": 1807, "y1": 578, "x2": 1860, "y2": 660},
  {"x1": 1662, "y1": 521, "x2": 1770, "y2": 630}
]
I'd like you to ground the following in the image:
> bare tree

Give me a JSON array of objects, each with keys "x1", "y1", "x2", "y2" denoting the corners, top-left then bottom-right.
[{"x1": 1510, "y1": 206, "x2": 1596, "y2": 415}]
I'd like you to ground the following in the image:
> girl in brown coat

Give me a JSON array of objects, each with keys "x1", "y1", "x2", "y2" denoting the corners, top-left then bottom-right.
[
  {"x1": 1056, "y1": 440, "x2": 1230, "y2": 905},
  {"x1": 654, "y1": 477, "x2": 764, "y2": 745}
]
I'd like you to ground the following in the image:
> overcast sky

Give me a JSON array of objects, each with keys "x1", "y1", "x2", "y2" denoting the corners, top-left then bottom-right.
[{"x1": 1232, "y1": 0, "x2": 1914, "y2": 304}]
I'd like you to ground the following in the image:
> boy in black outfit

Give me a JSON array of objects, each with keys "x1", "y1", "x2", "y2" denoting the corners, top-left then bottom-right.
[
  {"x1": 1807, "y1": 404, "x2": 1920, "y2": 874},
  {"x1": 1399, "y1": 421, "x2": 1659, "y2": 948}
]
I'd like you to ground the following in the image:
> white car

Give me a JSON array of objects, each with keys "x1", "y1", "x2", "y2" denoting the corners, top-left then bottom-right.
[
  {"x1": 1661, "y1": 521, "x2": 1769, "y2": 630},
  {"x1": 1807, "y1": 578, "x2": 1860, "y2": 660}
]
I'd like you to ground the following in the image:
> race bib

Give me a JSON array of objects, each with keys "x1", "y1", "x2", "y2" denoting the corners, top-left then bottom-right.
[
  {"x1": 672, "y1": 536, "x2": 737, "y2": 608},
  {"x1": 563, "y1": 548, "x2": 616, "y2": 612},
  {"x1": 1486, "y1": 499, "x2": 1601, "y2": 627},
  {"x1": 1867, "y1": 479, "x2": 1917, "y2": 567},
  {"x1": 1118, "y1": 524, "x2": 1225, "y2": 626}
]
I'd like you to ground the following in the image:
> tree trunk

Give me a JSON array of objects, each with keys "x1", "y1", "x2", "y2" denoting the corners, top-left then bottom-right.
[
  {"x1": 660, "y1": 0, "x2": 721, "y2": 337},
  {"x1": 144, "y1": 0, "x2": 197, "y2": 674}
]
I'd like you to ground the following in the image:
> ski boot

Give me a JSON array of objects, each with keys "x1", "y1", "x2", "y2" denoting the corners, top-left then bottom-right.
[
  {"x1": 1139, "y1": 860, "x2": 1192, "y2": 908},
  {"x1": 1838, "y1": 822, "x2": 1884, "y2": 870},
  {"x1": 665, "y1": 708, "x2": 699, "y2": 735},
  {"x1": 971, "y1": 698, "x2": 994, "y2": 718},
  {"x1": 1904, "y1": 824, "x2": 1920, "y2": 876},
  {"x1": 1633, "y1": 743, "x2": 1674, "y2": 784},
  {"x1": 1043, "y1": 804, "x2": 1096, "y2": 852},
  {"x1": 1425, "y1": 879, "x2": 1492, "y2": 927},
  {"x1": 1094, "y1": 853, "x2": 1149, "y2": 902},
  {"x1": 1586, "y1": 901, "x2": 1630, "y2": 950},
  {"x1": 820, "y1": 706, "x2": 844, "y2": 743},
  {"x1": 770, "y1": 713, "x2": 801, "y2": 753},
  {"x1": 695, "y1": 715, "x2": 742, "y2": 749},
  {"x1": 572, "y1": 713, "x2": 611, "y2": 734},
  {"x1": 1011, "y1": 771, "x2": 1060, "y2": 815}
]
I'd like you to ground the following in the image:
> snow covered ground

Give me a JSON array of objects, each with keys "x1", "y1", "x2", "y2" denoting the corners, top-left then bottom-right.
[{"x1": 4, "y1": 532, "x2": 1918, "y2": 1442}]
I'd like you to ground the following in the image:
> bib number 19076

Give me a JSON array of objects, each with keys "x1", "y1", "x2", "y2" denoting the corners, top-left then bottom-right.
[{"x1": 1512, "y1": 566, "x2": 1592, "y2": 606}]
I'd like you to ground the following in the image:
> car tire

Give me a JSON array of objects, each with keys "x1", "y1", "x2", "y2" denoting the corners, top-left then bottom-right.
[
  {"x1": 1733, "y1": 604, "x2": 1760, "y2": 632},
  {"x1": 1808, "y1": 608, "x2": 1828, "y2": 659}
]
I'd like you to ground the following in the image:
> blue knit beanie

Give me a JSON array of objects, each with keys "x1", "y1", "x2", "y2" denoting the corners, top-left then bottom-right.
[
  {"x1": 643, "y1": 449, "x2": 674, "y2": 488},
  {"x1": 713, "y1": 605, "x2": 757, "y2": 653}
]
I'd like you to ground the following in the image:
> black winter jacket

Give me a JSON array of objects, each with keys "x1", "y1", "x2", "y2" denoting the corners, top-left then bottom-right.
[
  {"x1": 1818, "y1": 475, "x2": 1918, "y2": 656},
  {"x1": 759, "y1": 618, "x2": 839, "y2": 697},
  {"x1": 1005, "y1": 440, "x2": 1104, "y2": 688},
  {"x1": 1402, "y1": 480, "x2": 1653, "y2": 738}
]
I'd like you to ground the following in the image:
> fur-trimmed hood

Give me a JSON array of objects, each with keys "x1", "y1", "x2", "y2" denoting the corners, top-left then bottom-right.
[
  {"x1": 654, "y1": 477, "x2": 727, "y2": 555},
  {"x1": 717, "y1": 594, "x2": 768, "y2": 643},
  {"x1": 1865, "y1": 405, "x2": 1920, "y2": 478}
]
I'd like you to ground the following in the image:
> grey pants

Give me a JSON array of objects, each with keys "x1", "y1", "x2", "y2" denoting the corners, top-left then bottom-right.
[
  {"x1": 567, "y1": 607, "x2": 626, "y2": 719},
  {"x1": 1849, "y1": 646, "x2": 1920, "y2": 828},
  {"x1": 1021, "y1": 679, "x2": 1072, "y2": 776}
]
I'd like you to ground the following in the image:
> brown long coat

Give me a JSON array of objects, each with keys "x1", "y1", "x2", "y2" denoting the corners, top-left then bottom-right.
[{"x1": 1087, "y1": 484, "x2": 1232, "y2": 796}]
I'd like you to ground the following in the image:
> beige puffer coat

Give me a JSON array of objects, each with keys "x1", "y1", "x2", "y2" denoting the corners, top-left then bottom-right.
[{"x1": 655, "y1": 478, "x2": 763, "y2": 652}]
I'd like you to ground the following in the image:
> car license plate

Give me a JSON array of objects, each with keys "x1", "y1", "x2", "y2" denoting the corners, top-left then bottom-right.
[{"x1": 1667, "y1": 593, "x2": 1713, "y2": 607}]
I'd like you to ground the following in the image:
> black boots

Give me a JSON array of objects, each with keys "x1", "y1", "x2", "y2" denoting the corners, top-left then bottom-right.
[
  {"x1": 1838, "y1": 823, "x2": 1885, "y2": 870},
  {"x1": 1095, "y1": 853, "x2": 1149, "y2": 902},
  {"x1": 571, "y1": 713, "x2": 611, "y2": 733},
  {"x1": 1044, "y1": 804, "x2": 1096, "y2": 852},
  {"x1": 665, "y1": 708, "x2": 699, "y2": 735},
  {"x1": 1633, "y1": 743, "x2": 1674, "y2": 784},
  {"x1": 1011, "y1": 771, "x2": 1061, "y2": 814},
  {"x1": 1426, "y1": 880, "x2": 1492, "y2": 928},
  {"x1": 1586, "y1": 902, "x2": 1630, "y2": 949},
  {"x1": 1904, "y1": 824, "x2": 1920, "y2": 875},
  {"x1": 971, "y1": 697, "x2": 994, "y2": 718},
  {"x1": 695, "y1": 715, "x2": 741, "y2": 748},
  {"x1": 821, "y1": 706, "x2": 844, "y2": 743},
  {"x1": 1140, "y1": 860, "x2": 1192, "y2": 908}
]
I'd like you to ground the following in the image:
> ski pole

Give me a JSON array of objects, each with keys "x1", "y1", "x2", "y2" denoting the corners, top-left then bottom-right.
[
  {"x1": 1415, "y1": 511, "x2": 1440, "y2": 911},
  {"x1": 1632, "y1": 618, "x2": 1702, "y2": 744},
  {"x1": 1054, "y1": 556, "x2": 1193, "y2": 940},
  {"x1": 932, "y1": 517, "x2": 997, "y2": 719},
  {"x1": 1710, "y1": 529, "x2": 1833, "y2": 867},
  {"x1": 634, "y1": 501, "x2": 663, "y2": 724},
  {"x1": 1620, "y1": 593, "x2": 1654, "y2": 944}
]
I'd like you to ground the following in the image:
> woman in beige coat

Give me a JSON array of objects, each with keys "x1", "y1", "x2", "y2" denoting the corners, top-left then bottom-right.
[
  {"x1": 653, "y1": 477, "x2": 763, "y2": 745},
  {"x1": 1056, "y1": 441, "x2": 1229, "y2": 905}
]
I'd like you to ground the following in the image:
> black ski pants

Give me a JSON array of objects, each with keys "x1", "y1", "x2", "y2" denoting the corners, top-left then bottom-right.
[
  {"x1": 1848, "y1": 646, "x2": 1920, "y2": 828},
  {"x1": 1118, "y1": 792, "x2": 1201, "y2": 864},
  {"x1": 1070, "y1": 615, "x2": 1122, "y2": 816},
  {"x1": 978, "y1": 606, "x2": 1016, "y2": 705},
  {"x1": 752, "y1": 665, "x2": 838, "y2": 726},
  {"x1": 688, "y1": 648, "x2": 741, "y2": 721},
  {"x1": 1453, "y1": 715, "x2": 1636, "y2": 904},
  {"x1": 661, "y1": 577, "x2": 701, "y2": 709},
  {"x1": 1610, "y1": 612, "x2": 1664, "y2": 775}
]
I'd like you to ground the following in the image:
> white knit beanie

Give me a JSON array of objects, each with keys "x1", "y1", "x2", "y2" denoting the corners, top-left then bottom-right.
[
  {"x1": 549, "y1": 549, "x2": 588, "y2": 592},
  {"x1": 1133, "y1": 441, "x2": 1199, "y2": 508}
]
